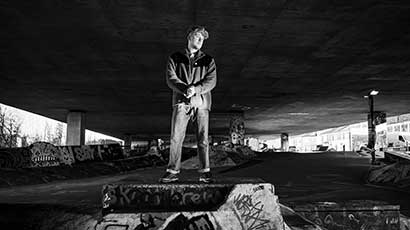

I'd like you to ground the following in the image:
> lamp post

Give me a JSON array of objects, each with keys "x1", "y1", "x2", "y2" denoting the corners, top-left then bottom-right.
[{"x1": 364, "y1": 90, "x2": 378, "y2": 164}]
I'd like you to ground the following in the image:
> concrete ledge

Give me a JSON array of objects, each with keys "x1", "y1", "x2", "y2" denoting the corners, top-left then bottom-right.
[
  {"x1": 102, "y1": 183, "x2": 234, "y2": 213},
  {"x1": 290, "y1": 200, "x2": 400, "y2": 230},
  {"x1": 384, "y1": 150, "x2": 410, "y2": 163},
  {"x1": 101, "y1": 182, "x2": 288, "y2": 230}
]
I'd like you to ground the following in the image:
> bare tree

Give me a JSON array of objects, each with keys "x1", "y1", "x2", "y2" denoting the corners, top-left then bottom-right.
[
  {"x1": 51, "y1": 123, "x2": 64, "y2": 146},
  {"x1": 21, "y1": 134, "x2": 29, "y2": 147},
  {"x1": 30, "y1": 133, "x2": 43, "y2": 144},
  {"x1": 43, "y1": 121, "x2": 53, "y2": 143},
  {"x1": 0, "y1": 106, "x2": 22, "y2": 148}
]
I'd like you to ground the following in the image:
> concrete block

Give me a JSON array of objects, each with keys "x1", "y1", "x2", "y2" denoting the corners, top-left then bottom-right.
[
  {"x1": 291, "y1": 200, "x2": 400, "y2": 230},
  {"x1": 385, "y1": 151, "x2": 410, "y2": 163},
  {"x1": 100, "y1": 183, "x2": 286, "y2": 229},
  {"x1": 368, "y1": 159, "x2": 410, "y2": 188},
  {"x1": 102, "y1": 184, "x2": 233, "y2": 213}
]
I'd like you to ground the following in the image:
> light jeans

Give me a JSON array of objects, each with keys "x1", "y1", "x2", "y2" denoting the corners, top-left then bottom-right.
[{"x1": 166, "y1": 103, "x2": 210, "y2": 174}]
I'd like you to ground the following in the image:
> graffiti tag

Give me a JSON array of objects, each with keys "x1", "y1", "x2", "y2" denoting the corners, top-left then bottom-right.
[
  {"x1": 164, "y1": 214, "x2": 214, "y2": 230},
  {"x1": 102, "y1": 185, "x2": 230, "y2": 213},
  {"x1": 233, "y1": 193, "x2": 271, "y2": 230}
]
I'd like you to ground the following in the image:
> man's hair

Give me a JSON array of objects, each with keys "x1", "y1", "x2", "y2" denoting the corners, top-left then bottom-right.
[{"x1": 187, "y1": 26, "x2": 209, "y2": 40}]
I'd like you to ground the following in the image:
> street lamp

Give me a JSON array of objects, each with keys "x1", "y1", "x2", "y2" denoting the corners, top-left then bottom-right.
[
  {"x1": 363, "y1": 90, "x2": 379, "y2": 99},
  {"x1": 364, "y1": 90, "x2": 379, "y2": 164},
  {"x1": 370, "y1": 90, "x2": 379, "y2": 96}
]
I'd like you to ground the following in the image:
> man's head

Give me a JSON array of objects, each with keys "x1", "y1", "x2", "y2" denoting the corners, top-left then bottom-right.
[{"x1": 187, "y1": 26, "x2": 209, "y2": 51}]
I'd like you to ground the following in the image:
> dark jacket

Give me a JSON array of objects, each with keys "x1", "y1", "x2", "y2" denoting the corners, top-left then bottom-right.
[{"x1": 166, "y1": 49, "x2": 217, "y2": 110}]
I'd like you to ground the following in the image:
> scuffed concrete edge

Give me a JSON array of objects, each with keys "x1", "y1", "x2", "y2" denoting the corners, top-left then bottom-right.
[
  {"x1": 367, "y1": 161, "x2": 410, "y2": 190},
  {"x1": 280, "y1": 204, "x2": 324, "y2": 230},
  {"x1": 96, "y1": 183, "x2": 286, "y2": 230},
  {"x1": 213, "y1": 183, "x2": 284, "y2": 230}
]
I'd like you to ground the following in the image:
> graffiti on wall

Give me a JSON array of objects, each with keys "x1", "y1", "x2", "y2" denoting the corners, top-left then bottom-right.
[
  {"x1": 302, "y1": 211, "x2": 399, "y2": 230},
  {"x1": 95, "y1": 213, "x2": 147, "y2": 230},
  {"x1": 53, "y1": 143, "x2": 123, "y2": 165},
  {"x1": 295, "y1": 201, "x2": 400, "y2": 230},
  {"x1": 95, "y1": 212, "x2": 215, "y2": 230},
  {"x1": 0, "y1": 147, "x2": 32, "y2": 168},
  {"x1": 30, "y1": 142, "x2": 60, "y2": 167},
  {"x1": 57, "y1": 145, "x2": 102, "y2": 165},
  {"x1": 58, "y1": 143, "x2": 123, "y2": 164},
  {"x1": 164, "y1": 214, "x2": 215, "y2": 230},
  {"x1": 96, "y1": 144, "x2": 123, "y2": 161},
  {"x1": 0, "y1": 143, "x2": 124, "y2": 168},
  {"x1": 56, "y1": 145, "x2": 76, "y2": 166},
  {"x1": 102, "y1": 184, "x2": 232, "y2": 214},
  {"x1": 233, "y1": 193, "x2": 272, "y2": 230}
]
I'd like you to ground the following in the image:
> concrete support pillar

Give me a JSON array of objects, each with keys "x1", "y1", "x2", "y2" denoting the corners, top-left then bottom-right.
[
  {"x1": 367, "y1": 96, "x2": 376, "y2": 150},
  {"x1": 229, "y1": 112, "x2": 245, "y2": 145},
  {"x1": 66, "y1": 111, "x2": 85, "y2": 146},
  {"x1": 124, "y1": 134, "x2": 132, "y2": 150},
  {"x1": 281, "y1": 133, "x2": 289, "y2": 152}
]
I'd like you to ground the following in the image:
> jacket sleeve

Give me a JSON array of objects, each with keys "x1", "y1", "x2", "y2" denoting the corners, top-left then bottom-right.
[
  {"x1": 166, "y1": 56, "x2": 187, "y2": 95},
  {"x1": 194, "y1": 58, "x2": 217, "y2": 95}
]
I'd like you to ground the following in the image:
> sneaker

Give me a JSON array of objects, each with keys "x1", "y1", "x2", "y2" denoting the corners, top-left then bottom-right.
[
  {"x1": 199, "y1": 172, "x2": 213, "y2": 183},
  {"x1": 159, "y1": 172, "x2": 179, "y2": 183}
]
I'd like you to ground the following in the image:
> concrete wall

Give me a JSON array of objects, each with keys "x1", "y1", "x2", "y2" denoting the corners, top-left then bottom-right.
[
  {"x1": 0, "y1": 142, "x2": 124, "y2": 168},
  {"x1": 100, "y1": 183, "x2": 287, "y2": 230},
  {"x1": 292, "y1": 201, "x2": 400, "y2": 230}
]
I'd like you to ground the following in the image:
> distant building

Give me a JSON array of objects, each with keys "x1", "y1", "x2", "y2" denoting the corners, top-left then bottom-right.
[
  {"x1": 386, "y1": 113, "x2": 410, "y2": 149},
  {"x1": 278, "y1": 113, "x2": 410, "y2": 152}
]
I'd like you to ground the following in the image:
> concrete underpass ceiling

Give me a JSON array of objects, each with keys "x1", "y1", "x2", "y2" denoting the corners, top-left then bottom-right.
[{"x1": 1, "y1": 0, "x2": 410, "y2": 139}]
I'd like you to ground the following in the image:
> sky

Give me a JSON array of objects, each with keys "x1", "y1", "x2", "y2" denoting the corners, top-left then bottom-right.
[{"x1": 0, "y1": 102, "x2": 123, "y2": 145}]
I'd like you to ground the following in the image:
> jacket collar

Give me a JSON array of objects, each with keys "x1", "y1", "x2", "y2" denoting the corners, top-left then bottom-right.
[{"x1": 184, "y1": 48, "x2": 205, "y2": 60}]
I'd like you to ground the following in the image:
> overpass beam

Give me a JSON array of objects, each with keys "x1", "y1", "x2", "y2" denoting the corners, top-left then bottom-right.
[{"x1": 66, "y1": 111, "x2": 85, "y2": 146}]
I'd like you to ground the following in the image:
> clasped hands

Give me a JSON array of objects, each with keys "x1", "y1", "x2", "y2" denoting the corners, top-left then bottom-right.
[{"x1": 184, "y1": 86, "x2": 196, "y2": 99}]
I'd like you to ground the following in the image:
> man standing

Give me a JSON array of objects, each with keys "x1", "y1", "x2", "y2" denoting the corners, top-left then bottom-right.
[{"x1": 159, "y1": 26, "x2": 217, "y2": 183}]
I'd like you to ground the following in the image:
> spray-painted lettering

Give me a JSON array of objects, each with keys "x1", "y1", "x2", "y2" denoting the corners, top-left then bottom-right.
[{"x1": 233, "y1": 193, "x2": 272, "y2": 230}]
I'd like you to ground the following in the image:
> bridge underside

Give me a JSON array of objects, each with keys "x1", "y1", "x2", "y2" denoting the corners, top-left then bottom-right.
[{"x1": 1, "y1": 0, "x2": 410, "y2": 139}]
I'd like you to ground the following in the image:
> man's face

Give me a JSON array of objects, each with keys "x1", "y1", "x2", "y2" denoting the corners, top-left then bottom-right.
[{"x1": 188, "y1": 32, "x2": 205, "y2": 50}]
